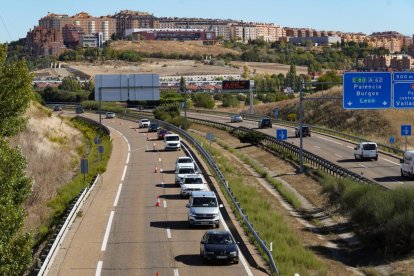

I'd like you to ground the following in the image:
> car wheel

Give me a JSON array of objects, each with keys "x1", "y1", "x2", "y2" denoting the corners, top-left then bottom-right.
[
  {"x1": 354, "y1": 154, "x2": 357, "y2": 160},
  {"x1": 375, "y1": 156, "x2": 378, "y2": 161},
  {"x1": 401, "y1": 169, "x2": 405, "y2": 177},
  {"x1": 234, "y1": 258, "x2": 239, "y2": 264}
]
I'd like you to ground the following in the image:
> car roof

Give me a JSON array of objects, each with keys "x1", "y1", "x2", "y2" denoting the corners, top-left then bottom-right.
[
  {"x1": 191, "y1": 191, "x2": 215, "y2": 197},
  {"x1": 359, "y1": 142, "x2": 377, "y2": 145},
  {"x1": 183, "y1": 174, "x2": 202, "y2": 178},
  {"x1": 165, "y1": 133, "x2": 178, "y2": 136},
  {"x1": 177, "y1": 156, "x2": 192, "y2": 160}
]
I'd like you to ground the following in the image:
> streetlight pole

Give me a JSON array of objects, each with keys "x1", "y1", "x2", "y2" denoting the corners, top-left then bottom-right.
[{"x1": 299, "y1": 79, "x2": 304, "y2": 173}]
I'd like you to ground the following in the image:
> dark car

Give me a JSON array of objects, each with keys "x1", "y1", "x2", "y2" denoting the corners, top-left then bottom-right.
[
  {"x1": 258, "y1": 118, "x2": 272, "y2": 129},
  {"x1": 157, "y1": 129, "x2": 170, "y2": 140},
  {"x1": 200, "y1": 230, "x2": 239, "y2": 264},
  {"x1": 75, "y1": 106, "x2": 84, "y2": 114},
  {"x1": 148, "y1": 122, "x2": 160, "y2": 132},
  {"x1": 53, "y1": 105, "x2": 62, "y2": 111},
  {"x1": 295, "y1": 125, "x2": 311, "y2": 137}
]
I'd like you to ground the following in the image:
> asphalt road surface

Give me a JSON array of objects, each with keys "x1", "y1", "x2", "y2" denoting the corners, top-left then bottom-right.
[
  {"x1": 186, "y1": 112, "x2": 412, "y2": 190},
  {"x1": 51, "y1": 113, "x2": 265, "y2": 276}
]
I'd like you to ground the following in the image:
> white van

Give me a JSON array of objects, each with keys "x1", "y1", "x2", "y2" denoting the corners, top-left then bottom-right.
[
  {"x1": 186, "y1": 191, "x2": 223, "y2": 228},
  {"x1": 354, "y1": 142, "x2": 378, "y2": 161},
  {"x1": 164, "y1": 134, "x2": 181, "y2": 151}
]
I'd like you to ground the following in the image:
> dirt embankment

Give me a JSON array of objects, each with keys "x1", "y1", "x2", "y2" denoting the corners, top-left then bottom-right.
[{"x1": 9, "y1": 103, "x2": 82, "y2": 232}]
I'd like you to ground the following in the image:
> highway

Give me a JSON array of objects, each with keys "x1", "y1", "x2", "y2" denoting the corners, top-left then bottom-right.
[
  {"x1": 52, "y1": 113, "x2": 266, "y2": 276},
  {"x1": 186, "y1": 111, "x2": 414, "y2": 189}
]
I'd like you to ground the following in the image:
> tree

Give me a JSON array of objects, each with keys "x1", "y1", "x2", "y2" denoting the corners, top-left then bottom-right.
[
  {"x1": 179, "y1": 76, "x2": 186, "y2": 93},
  {"x1": 191, "y1": 93, "x2": 215, "y2": 109},
  {"x1": 241, "y1": 65, "x2": 250, "y2": 79},
  {"x1": 0, "y1": 44, "x2": 33, "y2": 275},
  {"x1": 285, "y1": 63, "x2": 298, "y2": 91},
  {"x1": 59, "y1": 76, "x2": 82, "y2": 92},
  {"x1": 316, "y1": 70, "x2": 342, "y2": 91}
]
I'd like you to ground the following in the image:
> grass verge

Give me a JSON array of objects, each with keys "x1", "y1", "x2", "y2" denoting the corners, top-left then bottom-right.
[
  {"x1": 191, "y1": 132, "x2": 327, "y2": 276},
  {"x1": 35, "y1": 117, "x2": 112, "y2": 244}
]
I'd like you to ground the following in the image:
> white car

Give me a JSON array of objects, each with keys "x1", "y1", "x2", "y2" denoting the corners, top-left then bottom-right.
[
  {"x1": 175, "y1": 156, "x2": 196, "y2": 172},
  {"x1": 180, "y1": 174, "x2": 208, "y2": 197},
  {"x1": 175, "y1": 167, "x2": 196, "y2": 186},
  {"x1": 139, "y1": 118, "x2": 150, "y2": 128},
  {"x1": 354, "y1": 142, "x2": 378, "y2": 161},
  {"x1": 105, "y1": 112, "x2": 116, "y2": 119}
]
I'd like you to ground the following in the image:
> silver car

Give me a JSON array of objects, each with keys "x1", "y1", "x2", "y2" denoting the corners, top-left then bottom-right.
[{"x1": 230, "y1": 114, "x2": 243, "y2": 123}]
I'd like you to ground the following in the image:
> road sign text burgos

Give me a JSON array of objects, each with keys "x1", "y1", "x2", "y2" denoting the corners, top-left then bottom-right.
[{"x1": 222, "y1": 80, "x2": 250, "y2": 91}]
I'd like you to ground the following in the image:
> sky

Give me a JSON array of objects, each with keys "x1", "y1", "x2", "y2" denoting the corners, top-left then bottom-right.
[{"x1": 1, "y1": 0, "x2": 413, "y2": 43}]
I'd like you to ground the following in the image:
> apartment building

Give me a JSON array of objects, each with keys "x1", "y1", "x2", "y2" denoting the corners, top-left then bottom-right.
[
  {"x1": 364, "y1": 54, "x2": 412, "y2": 71},
  {"x1": 114, "y1": 10, "x2": 159, "y2": 37},
  {"x1": 62, "y1": 24, "x2": 84, "y2": 48},
  {"x1": 125, "y1": 28, "x2": 216, "y2": 41},
  {"x1": 39, "y1": 12, "x2": 115, "y2": 42},
  {"x1": 25, "y1": 26, "x2": 66, "y2": 56}
]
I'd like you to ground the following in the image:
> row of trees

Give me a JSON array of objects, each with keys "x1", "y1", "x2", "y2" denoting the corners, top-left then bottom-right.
[{"x1": 0, "y1": 44, "x2": 33, "y2": 274}]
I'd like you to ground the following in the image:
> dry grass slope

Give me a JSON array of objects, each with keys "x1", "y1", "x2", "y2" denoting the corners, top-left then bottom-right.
[{"x1": 9, "y1": 103, "x2": 82, "y2": 232}]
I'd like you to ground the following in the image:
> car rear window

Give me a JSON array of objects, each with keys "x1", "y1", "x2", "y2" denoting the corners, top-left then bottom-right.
[
  {"x1": 184, "y1": 177, "x2": 203, "y2": 184},
  {"x1": 179, "y1": 168, "x2": 195, "y2": 174},
  {"x1": 363, "y1": 144, "x2": 377, "y2": 150},
  {"x1": 166, "y1": 136, "x2": 179, "y2": 141},
  {"x1": 179, "y1": 158, "x2": 192, "y2": 163}
]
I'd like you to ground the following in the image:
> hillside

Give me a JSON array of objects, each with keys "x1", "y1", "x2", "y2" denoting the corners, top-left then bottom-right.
[
  {"x1": 9, "y1": 103, "x2": 82, "y2": 232},
  {"x1": 111, "y1": 40, "x2": 240, "y2": 57}
]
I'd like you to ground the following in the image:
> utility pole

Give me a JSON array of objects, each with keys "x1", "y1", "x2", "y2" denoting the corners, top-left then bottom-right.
[{"x1": 299, "y1": 79, "x2": 304, "y2": 173}]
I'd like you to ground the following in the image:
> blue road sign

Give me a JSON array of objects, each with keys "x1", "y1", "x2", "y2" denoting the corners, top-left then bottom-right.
[
  {"x1": 393, "y1": 72, "x2": 414, "y2": 82},
  {"x1": 389, "y1": 136, "x2": 395, "y2": 144},
  {"x1": 343, "y1": 72, "x2": 392, "y2": 110},
  {"x1": 401, "y1": 125, "x2": 412, "y2": 136},
  {"x1": 276, "y1": 129, "x2": 288, "y2": 140},
  {"x1": 393, "y1": 82, "x2": 414, "y2": 109},
  {"x1": 273, "y1": 108, "x2": 280, "y2": 119}
]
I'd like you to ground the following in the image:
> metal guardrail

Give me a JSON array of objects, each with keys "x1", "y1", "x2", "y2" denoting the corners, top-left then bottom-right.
[
  {"x1": 36, "y1": 176, "x2": 99, "y2": 275},
  {"x1": 188, "y1": 108, "x2": 404, "y2": 156},
  {"x1": 120, "y1": 113, "x2": 279, "y2": 275}
]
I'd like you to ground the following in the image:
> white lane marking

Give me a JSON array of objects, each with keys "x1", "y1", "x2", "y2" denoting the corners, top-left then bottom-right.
[
  {"x1": 383, "y1": 158, "x2": 400, "y2": 165},
  {"x1": 358, "y1": 164, "x2": 367, "y2": 168},
  {"x1": 173, "y1": 268, "x2": 179, "y2": 276},
  {"x1": 220, "y1": 216, "x2": 253, "y2": 276},
  {"x1": 113, "y1": 184, "x2": 123, "y2": 207},
  {"x1": 163, "y1": 200, "x2": 167, "y2": 208},
  {"x1": 127, "y1": 143, "x2": 131, "y2": 152},
  {"x1": 101, "y1": 211, "x2": 115, "y2": 251},
  {"x1": 347, "y1": 146, "x2": 354, "y2": 149},
  {"x1": 317, "y1": 136, "x2": 343, "y2": 145},
  {"x1": 95, "y1": 261, "x2": 103, "y2": 276},
  {"x1": 314, "y1": 145, "x2": 321, "y2": 149},
  {"x1": 131, "y1": 145, "x2": 149, "y2": 152},
  {"x1": 126, "y1": 152, "x2": 130, "y2": 164},
  {"x1": 159, "y1": 157, "x2": 162, "y2": 162},
  {"x1": 335, "y1": 154, "x2": 343, "y2": 158},
  {"x1": 390, "y1": 178, "x2": 404, "y2": 184},
  {"x1": 121, "y1": 165, "x2": 128, "y2": 182},
  {"x1": 167, "y1": 228, "x2": 171, "y2": 239}
]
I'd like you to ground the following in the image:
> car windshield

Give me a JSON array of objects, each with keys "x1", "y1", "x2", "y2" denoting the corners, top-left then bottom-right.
[
  {"x1": 178, "y1": 168, "x2": 195, "y2": 174},
  {"x1": 150, "y1": 124, "x2": 158, "y2": 128},
  {"x1": 184, "y1": 177, "x2": 203, "y2": 184},
  {"x1": 363, "y1": 144, "x2": 376, "y2": 150},
  {"x1": 192, "y1": 197, "x2": 217, "y2": 207},
  {"x1": 206, "y1": 234, "x2": 234, "y2": 244},
  {"x1": 166, "y1": 136, "x2": 179, "y2": 141},
  {"x1": 141, "y1": 119, "x2": 149, "y2": 122}
]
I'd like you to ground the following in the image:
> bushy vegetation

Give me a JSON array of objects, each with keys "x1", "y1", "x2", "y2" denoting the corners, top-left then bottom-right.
[
  {"x1": 191, "y1": 132, "x2": 326, "y2": 275},
  {"x1": 191, "y1": 93, "x2": 215, "y2": 109},
  {"x1": 153, "y1": 104, "x2": 190, "y2": 130},
  {"x1": 232, "y1": 129, "x2": 266, "y2": 145},
  {"x1": 0, "y1": 44, "x2": 33, "y2": 274},
  {"x1": 321, "y1": 174, "x2": 414, "y2": 255}
]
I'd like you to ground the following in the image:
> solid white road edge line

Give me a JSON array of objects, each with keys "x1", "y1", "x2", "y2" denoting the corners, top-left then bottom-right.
[
  {"x1": 101, "y1": 211, "x2": 115, "y2": 251},
  {"x1": 220, "y1": 215, "x2": 253, "y2": 276},
  {"x1": 126, "y1": 152, "x2": 130, "y2": 164},
  {"x1": 390, "y1": 178, "x2": 404, "y2": 184},
  {"x1": 173, "y1": 268, "x2": 179, "y2": 276},
  {"x1": 167, "y1": 228, "x2": 171, "y2": 239},
  {"x1": 121, "y1": 165, "x2": 127, "y2": 182},
  {"x1": 383, "y1": 158, "x2": 400, "y2": 165},
  {"x1": 113, "y1": 184, "x2": 123, "y2": 207},
  {"x1": 95, "y1": 261, "x2": 103, "y2": 276}
]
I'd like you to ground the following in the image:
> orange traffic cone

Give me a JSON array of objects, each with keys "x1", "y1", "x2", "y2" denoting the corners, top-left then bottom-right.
[
  {"x1": 156, "y1": 272, "x2": 159, "y2": 276},
  {"x1": 155, "y1": 196, "x2": 160, "y2": 207},
  {"x1": 154, "y1": 165, "x2": 158, "y2": 173}
]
